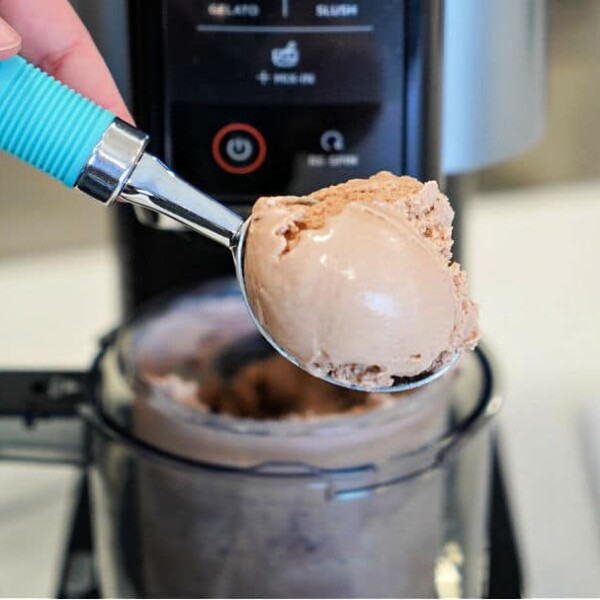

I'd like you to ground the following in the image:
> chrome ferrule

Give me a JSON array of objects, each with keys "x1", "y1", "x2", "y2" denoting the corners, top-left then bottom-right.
[{"x1": 76, "y1": 118, "x2": 149, "y2": 205}]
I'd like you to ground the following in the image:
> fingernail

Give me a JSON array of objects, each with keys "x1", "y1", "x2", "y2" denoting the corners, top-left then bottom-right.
[{"x1": 0, "y1": 18, "x2": 21, "y2": 51}]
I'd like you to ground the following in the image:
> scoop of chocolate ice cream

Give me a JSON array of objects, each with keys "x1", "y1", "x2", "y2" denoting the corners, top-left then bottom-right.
[{"x1": 243, "y1": 171, "x2": 479, "y2": 389}]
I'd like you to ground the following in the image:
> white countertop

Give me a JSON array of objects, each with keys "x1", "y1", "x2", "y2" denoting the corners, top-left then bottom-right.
[
  {"x1": 1, "y1": 181, "x2": 600, "y2": 597},
  {"x1": 466, "y1": 180, "x2": 600, "y2": 597}
]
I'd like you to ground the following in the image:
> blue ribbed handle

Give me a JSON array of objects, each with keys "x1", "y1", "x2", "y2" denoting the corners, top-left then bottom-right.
[{"x1": 0, "y1": 55, "x2": 115, "y2": 187}]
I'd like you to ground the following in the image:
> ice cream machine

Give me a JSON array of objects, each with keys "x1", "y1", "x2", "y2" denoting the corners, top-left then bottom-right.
[{"x1": 72, "y1": 0, "x2": 546, "y2": 311}]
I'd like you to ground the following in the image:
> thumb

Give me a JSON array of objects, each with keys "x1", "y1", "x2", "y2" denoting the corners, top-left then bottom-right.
[{"x1": 0, "y1": 15, "x2": 21, "y2": 60}]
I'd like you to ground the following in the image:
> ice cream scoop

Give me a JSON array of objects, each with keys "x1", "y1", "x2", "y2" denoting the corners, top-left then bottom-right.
[{"x1": 0, "y1": 56, "x2": 473, "y2": 393}]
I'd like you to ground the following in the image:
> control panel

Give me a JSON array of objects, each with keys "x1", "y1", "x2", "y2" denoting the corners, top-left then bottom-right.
[{"x1": 163, "y1": 0, "x2": 406, "y2": 202}]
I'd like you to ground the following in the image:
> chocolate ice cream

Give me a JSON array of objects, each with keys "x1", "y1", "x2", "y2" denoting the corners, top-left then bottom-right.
[
  {"x1": 243, "y1": 172, "x2": 479, "y2": 389},
  {"x1": 148, "y1": 353, "x2": 386, "y2": 419}
]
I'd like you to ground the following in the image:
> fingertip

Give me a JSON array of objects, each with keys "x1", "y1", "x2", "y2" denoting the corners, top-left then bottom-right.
[{"x1": 0, "y1": 16, "x2": 21, "y2": 58}]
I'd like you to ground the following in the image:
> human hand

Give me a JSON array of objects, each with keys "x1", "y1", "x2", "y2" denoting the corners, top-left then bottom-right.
[{"x1": 0, "y1": 0, "x2": 132, "y2": 122}]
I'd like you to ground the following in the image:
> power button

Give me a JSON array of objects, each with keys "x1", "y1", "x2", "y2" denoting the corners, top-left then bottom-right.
[{"x1": 212, "y1": 123, "x2": 266, "y2": 175}]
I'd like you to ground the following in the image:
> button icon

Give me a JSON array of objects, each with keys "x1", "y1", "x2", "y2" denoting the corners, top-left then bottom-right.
[
  {"x1": 320, "y1": 129, "x2": 345, "y2": 152},
  {"x1": 271, "y1": 40, "x2": 300, "y2": 69},
  {"x1": 212, "y1": 123, "x2": 267, "y2": 175},
  {"x1": 225, "y1": 137, "x2": 254, "y2": 162}
]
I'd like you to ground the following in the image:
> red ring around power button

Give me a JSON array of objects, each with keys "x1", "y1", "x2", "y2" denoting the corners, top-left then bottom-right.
[{"x1": 212, "y1": 123, "x2": 267, "y2": 175}]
